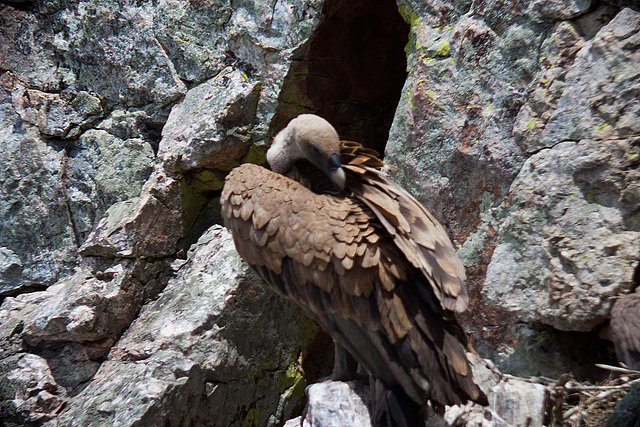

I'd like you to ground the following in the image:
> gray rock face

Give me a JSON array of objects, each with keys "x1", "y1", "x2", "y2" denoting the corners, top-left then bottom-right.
[
  {"x1": 300, "y1": 381, "x2": 372, "y2": 427},
  {"x1": 75, "y1": 130, "x2": 155, "y2": 207},
  {"x1": 484, "y1": 139, "x2": 640, "y2": 331},
  {"x1": 21, "y1": 266, "x2": 142, "y2": 347},
  {"x1": 158, "y1": 68, "x2": 261, "y2": 172},
  {"x1": 387, "y1": 2, "x2": 534, "y2": 243},
  {"x1": 0, "y1": 6, "x2": 67, "y2": 92},
  {"x1": 79, "y1": 170, "x2": 183, "y2": 258},
  {"x1": 61, "y1": 3, "x2": 187, "y2": 116},
  {"x1": 58, "y1": 226, "x2": 311, "y2": 426},
  {"x1": 483, "y1": 7, "x2": 640, "y2": 332},
  {"x1": 0, "y1": 258, "x2": 169, "y2": 425},
  {"x1": 65, "y1": 129, "x2": 156, "y2": 243},
  {"x1": 152, "y1": 0, "x2": 324, "y2": 143},
  {"x1": 387, "y1": 0, "x2": 640, "y2": 373},
  {"x1": 0, "y1": 74, "x2": 78, "y2": 295},
  {"x1": 514, "y1": 7, "x2": 640, "y2": 153},
  {"x1": 1, "y1": 0, "x2": 639, "y2": 425},
  {"x1": 0, "y1": 71, "x2": 156, "y2": 295}
]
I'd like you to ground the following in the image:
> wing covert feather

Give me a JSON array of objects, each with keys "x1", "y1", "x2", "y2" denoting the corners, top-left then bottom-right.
[
  {"x1": 222, "y1": 163, "x2": 381, "y2": 298},
  {"x1": 342, "y1": 142, "x2": 468, "y2": 313}
]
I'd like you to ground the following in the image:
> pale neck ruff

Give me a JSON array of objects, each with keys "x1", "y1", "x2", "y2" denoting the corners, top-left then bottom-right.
[{"x1": 267, "y1": 129, "x2": 301, "y2": 174}]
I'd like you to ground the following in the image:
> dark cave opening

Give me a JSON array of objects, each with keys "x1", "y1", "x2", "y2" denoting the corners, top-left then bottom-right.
[
  {"x1": 0, "y1": 1, "x2": 37, "y2": 13},
  {"x1": 272, "y1": 0, "x2": 410, "y2": 155}
]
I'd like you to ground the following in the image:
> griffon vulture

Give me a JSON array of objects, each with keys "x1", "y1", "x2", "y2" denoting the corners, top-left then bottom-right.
[
  {"x1": 611, "y1": 292, "x2": 640, "y2": 370},
  {"x1": 221, "y1": 114, "x2": 487, "y2": 425}
]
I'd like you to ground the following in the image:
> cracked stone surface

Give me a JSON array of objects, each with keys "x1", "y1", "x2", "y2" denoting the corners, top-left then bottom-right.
[
  {"x1": 78, "y1": 169, "x2": 183, "y2": 259},
  {"x1": 483, "y1": 8, "x2": 640, "y2": 332},
  {"x1": 0, "y1": 73, "x2": 78, "y2": 295},
  {"x1": 484, "y1": 138, "x2": 640, "y2": 331},
  {"x1": 1, "y1": 0, "x2": 639, "y2": 425},
  {"x1": 57, "y1": 226, "x2": 312, "y2": 426},
  {"x1": 158, "y1": 68, "x2": 261, "y2": 173},
  {"x1": 387, "y1": 0, "x2": 640, "y2": 376}
]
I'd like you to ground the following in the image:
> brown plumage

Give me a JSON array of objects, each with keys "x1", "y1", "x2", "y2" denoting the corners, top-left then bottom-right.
[
  {"x1": 611, "y1": 293, "x2": 640, "y2": 370},
  {"x1": 221, "y1": 114, "x2": 487, "y2": 424}
]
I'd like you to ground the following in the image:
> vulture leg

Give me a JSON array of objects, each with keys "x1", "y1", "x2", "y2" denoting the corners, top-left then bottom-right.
[
  {"x1": 330, "y1": 342, "x2": 359, "y2": 381},
  {"x1": 370, "y1": 376, "x2": 422, "y2": 427}
]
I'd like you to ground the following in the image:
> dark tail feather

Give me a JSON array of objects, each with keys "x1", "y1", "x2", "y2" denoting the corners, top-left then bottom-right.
[{"x1": 371, "y1": 378, "x2": 422, "y2": 427}]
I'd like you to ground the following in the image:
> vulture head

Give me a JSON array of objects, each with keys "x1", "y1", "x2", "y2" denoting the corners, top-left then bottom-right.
[{"x1": 267, "y1": 114, "x2": 346, "y2": 190}]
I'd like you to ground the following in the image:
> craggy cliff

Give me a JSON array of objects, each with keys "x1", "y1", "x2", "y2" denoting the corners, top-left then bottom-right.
[{"x1": 0, "y1": 0, "x2": 638, "y2": 425}]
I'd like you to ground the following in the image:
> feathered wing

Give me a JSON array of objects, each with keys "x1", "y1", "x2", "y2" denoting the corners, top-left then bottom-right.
[
  {"x1": 221, "y1": 161, "x2": 486, "y2": 407},
  {"x1": 611, "y1": 294, "x2": 640, "y2": 369},
  {"x1": 340, "y1": 141, "x2": 468, "y2": 313}
]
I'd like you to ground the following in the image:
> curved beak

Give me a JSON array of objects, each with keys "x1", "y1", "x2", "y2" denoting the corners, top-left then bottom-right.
[{"x1": 327, "y1": 153, "x2": 346, "y2": 191}]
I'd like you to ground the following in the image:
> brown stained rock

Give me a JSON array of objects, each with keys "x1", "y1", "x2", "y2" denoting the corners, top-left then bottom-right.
[{"x1": 3, "y1": 353, "x2": 66, "y2": 425}]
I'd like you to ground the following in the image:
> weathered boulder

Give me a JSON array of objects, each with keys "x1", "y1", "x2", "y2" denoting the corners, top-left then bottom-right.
[
  {"x1": 484, "y1": 138, "x2": 640, "y2": 331},
  {"x1": 483, "y1": 8, "x2": 640, "y2": 331},
  {"x1": 78, "y1": 172, "x2": 183, "y2": 258},
  {"x1": 0, "y1": 257, "x2": 170, "y2": 425},
  {"x1": 58, "y1": 226, "x2": 316, "y2": 426},
  {"x1": 286, "y1": 380, "x2": 372, "y2": 427},
  {"x1": 387, "y1": 0, "x2": 640, "y2": 374},
  {"x1": 158, "y1": 68, "x2": 261, "y2": 172},
  {"x1": 457, "y1": 355, "x2": 547, "y2": 427},
  {"x1": 22, "y1": 265, "x2": 142, "y2": 347},
  {"x1": 1, "y1": 353, "x2": 64, "y2": 425}
]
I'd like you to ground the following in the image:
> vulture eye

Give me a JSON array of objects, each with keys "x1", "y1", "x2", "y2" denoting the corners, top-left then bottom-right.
[{"x1": 309, "y1": 145, "x2": 321, "y2": 157}]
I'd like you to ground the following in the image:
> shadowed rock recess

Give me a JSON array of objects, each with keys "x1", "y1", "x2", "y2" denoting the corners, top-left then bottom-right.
[
  {"x1": 0, "y1": 0, "x2": 639, "y2": 426},
  {"x1": 272, "y1": 0, "x2": 410, "y2": 154}
]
